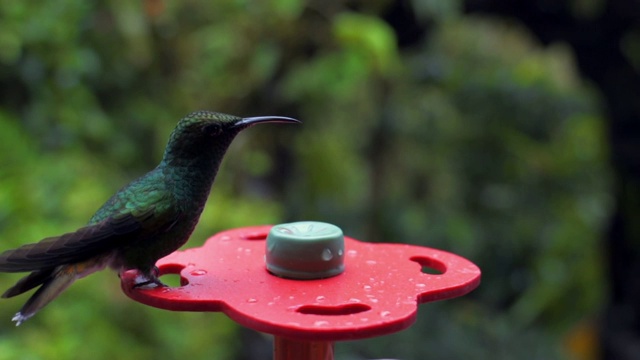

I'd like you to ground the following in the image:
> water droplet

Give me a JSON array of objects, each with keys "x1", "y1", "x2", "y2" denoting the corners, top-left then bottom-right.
[
  {"x1": 321, "y1": 248, "x2": 333, "y2": 261},
  {"x1": 416, "y1": 283, "x2": 426, "y2": 288},
  {"x1": 190, "y1": 270, "x2": 207, "y2": 276},
  {"x1": 366, "y1": 260, "x2": 377, "y2": 265},
  {"x1": 349, "y1": 298, "x2": 361, "y2": 303},
  {"x1": 220, "y1": 236, "x2": 231, "y2": 242},
  {"x1": 363, "y1": 285, "x2": 372, "y2": 291},
  {"x1": 247, "y1": 298, "x2": 258, "y2": 303},
  {"x1": 381, "y1": 311, "x2": 391, "y2": 317},
  {"x1": 316, "y1": 295, "x2": 326, "y2": 302},
  {"x1": 338, "y1": 249, "x2": 344, "y2": 256},
  {"x1": 314, "y1": 321, "x2": 329, "y2": 327},
  {"x1": 347, "y1": 250, "x2": 358, "y2": 257}
]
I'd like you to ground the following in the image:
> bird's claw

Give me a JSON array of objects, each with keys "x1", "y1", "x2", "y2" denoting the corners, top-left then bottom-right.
[
  {"x1": 133, "y1": 280, "x2": 166, "y2": 289},
  {"x1": 133, "y1": 276, "x2": 166, "y2": 289},
  {"x1": 132, "y1": 267, "x2": 166, "y2": 288}
]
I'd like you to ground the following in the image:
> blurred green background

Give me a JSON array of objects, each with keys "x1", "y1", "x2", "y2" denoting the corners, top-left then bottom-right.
[{"x1": 0, "y1": 0, "x2": 630, "y2": 359}]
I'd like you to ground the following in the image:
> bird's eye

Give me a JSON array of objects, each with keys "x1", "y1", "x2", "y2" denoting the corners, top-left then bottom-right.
[{"x1": 203, "y1": 123, "x2": 222, "y2": 136}]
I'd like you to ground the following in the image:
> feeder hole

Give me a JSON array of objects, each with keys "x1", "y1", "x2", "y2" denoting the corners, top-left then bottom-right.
[
  {"x1": 158, "y1": 264, "x2": 188, "y2": 287},
  {"x1": 241, "y1": 232, "x2": 268, "y2": 241},
  {"x1": 296, "y1": 303, "x2": 371, "y2": 316},
  {"x1": 410, "y1": 256, "x2": 446, "y2": 275}
]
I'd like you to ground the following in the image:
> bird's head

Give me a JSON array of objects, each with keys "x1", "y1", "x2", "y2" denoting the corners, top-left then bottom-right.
[{"x1": 162, "y1": 111, "x2": 299, "y2": 166}]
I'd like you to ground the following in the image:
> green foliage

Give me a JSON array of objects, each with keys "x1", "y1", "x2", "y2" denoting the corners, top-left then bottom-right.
[
  {"x1": 0, "y1": 1, "x2": 609, "y2": 359},
  {"x1": 333, "y1": 12, "x2": 400, "y2": 76}
]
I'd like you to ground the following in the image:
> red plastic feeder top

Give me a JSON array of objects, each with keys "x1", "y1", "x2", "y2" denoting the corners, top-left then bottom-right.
[{"x1": 121, "y1": 222, "x2": 481, "y2": 341}]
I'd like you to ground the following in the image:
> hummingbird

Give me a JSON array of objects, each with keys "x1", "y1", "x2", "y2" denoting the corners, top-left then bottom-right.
[{"x1": 0, "y1": 110, "x2": 299, "y2": 325}]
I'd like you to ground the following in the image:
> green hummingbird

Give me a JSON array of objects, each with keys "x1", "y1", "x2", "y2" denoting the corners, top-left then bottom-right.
[{"x1": 0, "y1": 110, "x2": 299, "y2": 325}]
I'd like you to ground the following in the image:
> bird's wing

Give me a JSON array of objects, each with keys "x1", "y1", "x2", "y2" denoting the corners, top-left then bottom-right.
[{"x1": 0, "y1": 204, "x2": 180, "y2": 273}]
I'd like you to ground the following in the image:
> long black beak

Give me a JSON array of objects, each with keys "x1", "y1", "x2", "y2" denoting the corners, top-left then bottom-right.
[{"x1": 233, "y1": 116, "x2": 301, "y2": 128}]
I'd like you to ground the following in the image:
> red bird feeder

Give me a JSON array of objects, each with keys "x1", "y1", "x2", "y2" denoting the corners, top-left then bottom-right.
[{"x1": 121, "y1": 222, "x2": 481, "y2": 359}]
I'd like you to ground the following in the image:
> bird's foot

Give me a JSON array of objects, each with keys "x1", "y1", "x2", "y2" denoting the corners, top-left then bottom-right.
[
  {"x1": 132, "y1": 267, "x2": 166, "y2": 289},
  {"x1": 133, "y1": 275, "x2": 166, "y2": 289}
]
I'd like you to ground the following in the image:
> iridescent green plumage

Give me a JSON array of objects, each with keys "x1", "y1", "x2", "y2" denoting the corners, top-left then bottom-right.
[{"x1": 0, "y1": 111, "x2": 299, "y2": 325}]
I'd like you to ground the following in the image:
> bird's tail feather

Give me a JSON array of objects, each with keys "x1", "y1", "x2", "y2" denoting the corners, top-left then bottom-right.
[
  {"x1": 2, "y1": 268, "x2": 54, "y2": 298},
  {"x1": 7, "y1": 265, "x2": 78, "y2": 326}
]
